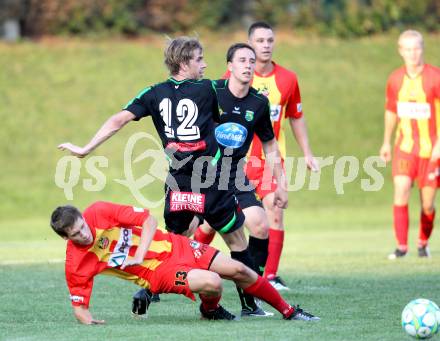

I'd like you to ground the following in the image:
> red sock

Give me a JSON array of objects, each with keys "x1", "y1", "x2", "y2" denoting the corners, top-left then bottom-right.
[
  {"x1": 194, "y1": 226, "x2": 216, "y2": 245},
  {"x1": 393, "y1": 205, "x2": 409, "y2": 251},
  {"x1": 244, "y1": 275, "x2": 294, "y2": 318},
  {"x1": 199, "y1": 294, "x2": 221, "y2": 311},
  {"x1": 264, "y1": 229, "x2": 284, "y2": 279},
  {"x1": 419, "y1": 210, "x2": 435, "y2": 247}
]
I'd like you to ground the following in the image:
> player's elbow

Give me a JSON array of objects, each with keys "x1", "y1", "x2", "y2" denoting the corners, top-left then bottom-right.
[{"x1": 110, "y1": 111, "x2": 133, "y2": 130}]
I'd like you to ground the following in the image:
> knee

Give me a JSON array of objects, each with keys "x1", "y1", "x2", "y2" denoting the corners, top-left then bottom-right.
[
  {"x1": 422, "y1": 203, "x2": 435, "y2": 215},
  {"x1": 204, "y1": 272, "x2": 222, "y2": 294},
  {"x1": 252, "y1": 226, "x2": 268, "y2": 239},
  {"x1": 394, "y1": 189, "x2": 410, "y2": 205},
  {"x1": 248, "y1": 218, "x2": 269, "y2": 239},
  {"x1": 393, "y1": 182, "x2": 411, "y2": 200},
  {"x1": 232, "y1": 261, "x2": 252, "y2": 280}
]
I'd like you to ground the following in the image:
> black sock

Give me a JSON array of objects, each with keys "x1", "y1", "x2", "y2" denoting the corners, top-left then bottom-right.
[
  {"x1": 230, "y1": 249, "x2": 258, "y2": 311},
  {"x1": 248, "y1": 236, "x2": 269, "y2": 276}
]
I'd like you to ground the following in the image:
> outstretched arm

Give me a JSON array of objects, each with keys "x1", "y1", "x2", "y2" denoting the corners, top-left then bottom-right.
[
  {"x1": 58, "y1": 110, "x2": 135, "y2": 158},
  {"x1": 72, "y1": 305, "x2": 105, "y2": 325}
]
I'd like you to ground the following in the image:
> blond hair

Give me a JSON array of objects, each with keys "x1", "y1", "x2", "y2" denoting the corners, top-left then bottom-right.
[
  {"x1": 164, "y1": 37, "x2": 203, "y2": 75},
  {"x1": 398, "y1": 30, "x2": 424, "y2": 47}
]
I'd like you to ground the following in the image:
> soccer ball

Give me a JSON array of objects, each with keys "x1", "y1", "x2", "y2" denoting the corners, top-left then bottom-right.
[{"x1": 401, "y1": 299, "x2": 440, "y2": 339}]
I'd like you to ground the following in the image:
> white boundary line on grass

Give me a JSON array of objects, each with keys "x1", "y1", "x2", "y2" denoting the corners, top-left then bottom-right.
[{"x1": 0, "y1": 258, "x2": 64, "y2": 265}]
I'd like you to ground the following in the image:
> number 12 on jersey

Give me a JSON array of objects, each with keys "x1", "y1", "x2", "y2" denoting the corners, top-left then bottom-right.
[{"x1": 159, "y1": 98, "x2": 200, "y2": 140}]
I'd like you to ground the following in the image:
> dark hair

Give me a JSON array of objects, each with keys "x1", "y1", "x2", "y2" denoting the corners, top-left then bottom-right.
[
  {"x1": 226, "y1": 43, "x2": 255, "y2": 63},
  {"x1": 248, "y1": 21, "x2": 273, "y2": 37},
  {"x1": 50, "y1": 205, "x2": 82, "y2": 237},
  {"x1": 164, "y1": 36, "x2": 203, "y2": 75}
]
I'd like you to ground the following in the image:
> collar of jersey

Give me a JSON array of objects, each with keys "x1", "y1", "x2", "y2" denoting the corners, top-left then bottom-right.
[
  {"x1": 254, "y1": 61, "x2": 277, "y2": 78},
  {"x1": 168, "y1": 77, "x2": 199, "y2": 85}
]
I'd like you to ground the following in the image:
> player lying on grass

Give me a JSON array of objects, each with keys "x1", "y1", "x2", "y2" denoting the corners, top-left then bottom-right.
[{"x1": 50, "y1": 201, "x2": 319, "y2": 324}]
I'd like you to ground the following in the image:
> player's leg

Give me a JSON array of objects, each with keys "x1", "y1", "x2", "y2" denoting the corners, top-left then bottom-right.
[
  {"x1": 247, "y1": 159, "x2": 288, "y2": 289},
  {"x1": 243, "y1": 205, "x2": 269, "y2": 276},
  {"x1": 235, "y1": 176, "x2": 270, "y2": 277},
  {"x1": 389, "y1": 150, "x2": 416, "y2": 259},
  {"x1": 262, "y1": 191, "x2": 289, "y2": 290},
  {"x1": 134, "y1": 187, "x2": 200, "y2": 307},
  {"x1": 389, "y1": 175, "x2": 412, "y2": 259},
  {"x1": 185, "y1": 268, "x2": 236, "y2": 320},
  {"x1": 220, "y1": 227, "x2": 273, "y2": 317},
  {"x1": 205, "y1": 189, "x2": 271, "y2": 317},
  {"x1": 209, "y1": 252, "x2": 319, "y2": 321},
  {"x1": 201, "y1": 160, "x2": 274, "y2": 317},
  {"x1": 418, "y1": 186, "x2": 436, "y2": 257}
]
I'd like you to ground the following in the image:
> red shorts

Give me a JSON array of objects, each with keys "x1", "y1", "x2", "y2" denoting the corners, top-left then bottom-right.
[
  {"x1": 149, "y1": 233, "x2": 218, "y2": 300},
  {"x1": 392, "y1": 148, "x2": 440, "y2": 188},
  {"x1": 245, "y1": 157, "x2": 280, "y2": 199}
]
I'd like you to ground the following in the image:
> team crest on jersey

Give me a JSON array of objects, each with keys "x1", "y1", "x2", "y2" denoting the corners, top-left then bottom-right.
[
  {"x1": 258, "y1": 84, "x2": 270, "y2": 97},
  {"x1": 245, "y1": 110, "x2": 254, "y2": 122},
  {"x1": 98, "y1": 237, "x2": 109, "y2": 249},
  {"x1": 189, "y1": 240, "x2": 208, "y2": 259},
  {"x1": 190, "y1": 240, "x2": 200, "y2": 249}
]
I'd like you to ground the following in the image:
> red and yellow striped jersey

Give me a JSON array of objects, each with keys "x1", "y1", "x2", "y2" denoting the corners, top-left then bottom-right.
[
  {"x1": 386, "y1": 64, "x2": 440, "y2": 158},
  {"x1": 65, "y1": 201, "x2": 172, "y2": 308},
  {"x1": 223, "y1": 62, "x2": 302, "y2": 159}
]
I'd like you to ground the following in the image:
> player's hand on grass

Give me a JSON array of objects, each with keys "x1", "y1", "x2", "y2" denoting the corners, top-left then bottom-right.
[
  {"x1": 379, "y1": 143, "x2": 392, "y2": 163},
  {"x1": 58, "y1": 143, "x2": 90, "y2": 158},
  {"x1": 78, "y1": 317, "x2": 105, "y2": 325},
  {"x1": 73, "y1": 305, "x2": 105, "y2": 325}
]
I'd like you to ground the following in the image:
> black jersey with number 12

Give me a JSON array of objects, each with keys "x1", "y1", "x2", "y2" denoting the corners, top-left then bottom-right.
[{"x1": 125, "y1": 78, "x2": 220, "y2": 175}]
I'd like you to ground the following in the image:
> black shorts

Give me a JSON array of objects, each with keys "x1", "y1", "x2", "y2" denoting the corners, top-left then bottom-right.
[
  {"x1": 164, "y1": 173, "x2": 245, "y2": 235},
  {"x1": 230, "y1": 167, "x2": 263, "y2": 210},
  {"x1": 234, "y1": 187, "x2": 263, "y2": 209}
]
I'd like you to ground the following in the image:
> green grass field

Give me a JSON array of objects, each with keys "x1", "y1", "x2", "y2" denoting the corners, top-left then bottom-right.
[{"x1": 1, "y1": 33, "x2": 440, "y2": 340}]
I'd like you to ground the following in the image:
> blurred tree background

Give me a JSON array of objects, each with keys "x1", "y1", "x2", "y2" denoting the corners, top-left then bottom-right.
[{"x1": 0, "y1": 0, "x2": 438, "y2": 38}]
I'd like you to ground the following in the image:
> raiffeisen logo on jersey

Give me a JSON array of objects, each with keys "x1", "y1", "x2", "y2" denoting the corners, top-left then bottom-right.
[{"x1": 215, "y1": 123, "x2": 248, "y2": 148}]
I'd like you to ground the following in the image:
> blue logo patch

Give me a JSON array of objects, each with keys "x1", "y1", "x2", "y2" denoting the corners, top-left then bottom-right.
[{"x1": 215, "y1": 123, "x2": 248, "y2": 149}]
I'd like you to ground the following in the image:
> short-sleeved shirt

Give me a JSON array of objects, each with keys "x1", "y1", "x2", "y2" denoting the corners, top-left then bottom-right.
[
  {"x1": 65, "y1": 201, "x2": 172, "y2": 308},
  {"x1": 385, "y1": 64, "x2": 440, "y2": 158},
  {"x1": 213, "y1": 79, "x2": 274, "y2": 174},
  {"x1": 223, "y1": 62, "x2": 302, "y2": 160},
  {"x1": 124, "y1": 78, "x2": 221, "y2": 175}
]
